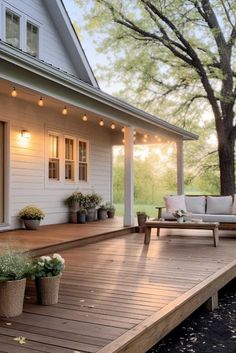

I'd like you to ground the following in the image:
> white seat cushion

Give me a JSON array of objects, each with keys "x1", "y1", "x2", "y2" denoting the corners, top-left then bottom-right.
[
  {"x1": 185, "y1": 196, "x2": 205, "y2": 214},
  {"x1": 164, "y1": 195, "x2": 187, "y2": 213},
  {"x1": 206, "y1": 196, "x2": 233, "y2": 215}
]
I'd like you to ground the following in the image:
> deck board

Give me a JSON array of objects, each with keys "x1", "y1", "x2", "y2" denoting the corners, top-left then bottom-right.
[{"x1": 0, "y1": 229, "x2": 236, "y2": 352}]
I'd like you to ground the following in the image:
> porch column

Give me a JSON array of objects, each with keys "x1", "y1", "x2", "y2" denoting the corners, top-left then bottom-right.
[
  {"x1": 124, "y1": 126, "x2": 134, "y2": 226},
  {"x1": 176, "y1": 140, "x2": 184, "y2": 195}
]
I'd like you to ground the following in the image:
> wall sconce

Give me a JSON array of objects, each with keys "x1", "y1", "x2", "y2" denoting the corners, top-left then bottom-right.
[
  {"x1": 11, "y1": 87, "x2": 17, "y2": 97},
  {"x1": 62, "y1": 106, "x2": 68, "y2": 115},
  {"x1": 99, "y1": 119, "x2": 104, "y2": 126},
  {"x1": 38, "y1": 97, "x2": 44, "y2": 107},
  {"x1": 21, "y1": 130, "x2": 31, "y2": 139},
  {"x1": 111, "y1": 122, "x2": 116, "y2": 130},
  {"x1": 82, "y1": 114, "x2": 88, "y2": 121}
]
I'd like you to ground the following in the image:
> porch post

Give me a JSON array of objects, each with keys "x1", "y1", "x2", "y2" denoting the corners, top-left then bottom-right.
[
  {"x1": 124, "y1": 126, "x2": 134, "y2": 226},
  {"x1": 176, "y1": 140, "x2": 184, "y2": 195}
]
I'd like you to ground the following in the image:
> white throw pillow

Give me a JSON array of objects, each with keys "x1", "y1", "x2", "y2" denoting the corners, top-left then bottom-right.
[
  {"x1": 185, "y1": 196, "x2": 206, "y2": 214},
  {"x1": 206, "y1": 196, "x2": 233, "y2": 215},
  {"x1": 164, "y1": 195, "x2": 187, "y2": 213},
  {"x1": 232, "y1": 194, "x2": 236, "y2": 214}
]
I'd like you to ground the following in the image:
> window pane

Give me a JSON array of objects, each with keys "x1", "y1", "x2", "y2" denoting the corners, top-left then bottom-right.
[
  {"x1": 6, "y1": 11, "x2": 20, "y2": 48},
  {"x1": 49, "y1": 135, "x2": 58, "y2": 158},
  {"x1": 65, "y1": 161, "x2": 74, "y2": 180},
  {"x1": 49, "y1": 159, "x2": 59, "y2": 180},
  {"x1": 79, "y1": 141, "x2": 87, "y2": 162},
  {"x1": 65, "y1": 138, "x2": 74, "y2": 160},
  {"x1": 27, "y1": 22, "x2": 38, "y2": 57},
  {"x1": 79, "y1": 163, "x2": 87, "y2": 181}
]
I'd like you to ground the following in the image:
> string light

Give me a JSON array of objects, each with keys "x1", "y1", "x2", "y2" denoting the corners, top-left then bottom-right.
[
  {"x1": 11, "y1": 87, "x2": 17, "y2": 97},
  {"x1": 38, "y1": 97, "x2": 44, "y2": 107},
  {"x1": 82, "y1": 114, "x2": 87, "y2": 121},
  {"x1": 143, "y1": 138, "x2": 147, "y2": 143},
  {"x1": 111, "y1": 123, "x2": 116, "y2": 130},
  {"x1": 62, "y1": 106, "x2": 68, "y2": 115},
  {"x1": 121, "y1": 127, "x2": 125, "y2": 133},
  {"x1": 122, "y1": 139, "x2": 125, "y2": 144},
  {"x1": 144, "y1": 134, "x2": 148, "y2": 139},
  {"x1": 133, "y1": 130, "x2": 137, "y2": 136},
  {"x1": 99, "y1": 119, "x2": 104, "y2": 127}
]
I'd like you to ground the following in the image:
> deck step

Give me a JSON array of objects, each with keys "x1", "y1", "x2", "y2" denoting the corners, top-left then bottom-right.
[{"x1": 29, "y1": 226, "x2": 136, "y2": 257}]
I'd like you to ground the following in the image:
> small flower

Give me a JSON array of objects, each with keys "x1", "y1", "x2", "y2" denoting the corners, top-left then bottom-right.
[{"x1": 40, "y1": 256, "x2": 51, "y2": 262}]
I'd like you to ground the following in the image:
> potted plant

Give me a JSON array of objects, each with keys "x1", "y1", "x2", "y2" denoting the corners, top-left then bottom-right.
[
  {"x1": 81, "y1": 192, "x2": 102, "y2": 222},
  {"x1": 137, "y1": 211, "x2": 148, "y2": 227},
  {"x1": 32, "y1": 253, "x2": 65, "y2": 305},
  {"x1": 77, "y1": 207, "x2": 87, "y2": 224},
  {"x1": 106, "y1": 203, "x2": 116, "y2": 218},
  {"x1": 0, "y1": 250, "x2": 32, "y2": 317},
  {"x1": 18, "y1": 205, "x2": 45, "y2": 230},
  {"x1": 98, "y1": 204, "x2": 108, "y2": 220},
  {"x1": 64, "y1": 191, "x2": 83, "y2": 223},
  {"x1": 172, "y1": 209, "x2": 187, "y2": 223}
]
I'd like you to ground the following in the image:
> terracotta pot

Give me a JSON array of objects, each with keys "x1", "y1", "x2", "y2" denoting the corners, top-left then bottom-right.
[
  {"x1": 35, "y1": 274, "x2": 61, "y2": 305},
  {"x1": 24, "y1": 219, "x2": 40, "y2": 230},
  {"x1": 0, "y1": 278, "x2": 26, "y2": 317}
]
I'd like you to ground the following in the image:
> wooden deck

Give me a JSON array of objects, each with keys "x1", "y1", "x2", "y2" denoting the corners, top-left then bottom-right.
[
  {"x1": 0, "y1": 218, "x2": 135, "y2": 256},
  {"x1": 0, "y1": 230, "x2": 236, "y2": 352}
]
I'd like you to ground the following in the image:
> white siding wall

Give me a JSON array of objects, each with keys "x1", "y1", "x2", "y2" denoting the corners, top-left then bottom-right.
[
  {"x1": 0, "y1": 0, "x2": 78, "y2": 76},
  {"x1": 0, "y1": 92, "x2": 112, "y2": 229}
]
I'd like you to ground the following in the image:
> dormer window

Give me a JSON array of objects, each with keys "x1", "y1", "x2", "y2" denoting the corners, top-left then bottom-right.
[
  {"x1": 5, "y1": 10, "x2": 20, "y2": 48},
  {"x1": 27, "y1": 22, "x2": 38, "y2": 57}
]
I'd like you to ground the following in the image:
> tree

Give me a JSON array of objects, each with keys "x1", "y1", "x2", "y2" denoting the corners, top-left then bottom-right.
[{"x1": 76, "y1": 0, "x2": 236, "y2": 195}]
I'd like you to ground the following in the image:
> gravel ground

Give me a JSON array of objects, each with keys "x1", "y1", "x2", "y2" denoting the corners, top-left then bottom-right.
[{"x1": 147, "y1": 280, "x2": 236, "y2": 353}]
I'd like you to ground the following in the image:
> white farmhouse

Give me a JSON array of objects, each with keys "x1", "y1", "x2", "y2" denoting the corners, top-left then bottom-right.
[{"x1": 0, "y1": 0, "x2": 197, "y2": 230}]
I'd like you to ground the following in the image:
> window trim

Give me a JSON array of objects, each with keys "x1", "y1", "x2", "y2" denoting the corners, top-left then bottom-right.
[
  {"x1": 64, "y1": 135, "x2": 76, "y2": 182},
  {"x1": 26, "y1": 20, "x2": 39, "y2": 58},
  {"x1": 1, "y1": 4, "x2": 40, "y2": 58},
  {"x1": 45, "y1": 130, "x2": 89, "y2": 187},
  {"x1": 78, "y1": 138, "x2": 89, "y2": 183}
]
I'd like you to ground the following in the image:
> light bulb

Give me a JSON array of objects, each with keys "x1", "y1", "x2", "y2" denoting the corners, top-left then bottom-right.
[
  {"x1": 111, "y1": 123, "x2": 116, "y2": 130},
  {"x1": 38, "y1": 97, "x2": 44, "y2": 107},
  {"x1": 144, "y1": 134, "x2": 148, "y2": 139},
  {"x1": 121, "y1": 127, "x2": 125, "y2": 133},
  {"x1": 11, "y1": 87, "x2": 17, "y2": 97},
  {"x1": 62, "y1": 106, "x2": 68, "y2": 115},
  {"x1": 99, "y1": 119, "x2": 104, "y2": 126},
  {"x1": 82, "y1": 114, "x2": 87, "y2": 121}
]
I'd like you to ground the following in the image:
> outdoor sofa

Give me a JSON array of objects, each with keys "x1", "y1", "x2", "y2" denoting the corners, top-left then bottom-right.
[{"x1": 157, "y1": 195, "x2": 236, "y2": 230}]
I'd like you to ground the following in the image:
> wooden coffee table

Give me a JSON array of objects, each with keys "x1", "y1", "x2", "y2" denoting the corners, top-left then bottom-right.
[{"x1": 144, "y1": 221, "x2": 219, "y2": 247}]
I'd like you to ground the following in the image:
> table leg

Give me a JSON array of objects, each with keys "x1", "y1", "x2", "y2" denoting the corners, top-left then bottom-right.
[
  {"x1": 144, "y1": 227, "x2": 151, "y2": 244},
  {"x1": 156, "y1": 228, "x2": 160, "y2": 238},
  {"x1": 213, "y1": 227, "x2": 219, "y2": 247}
]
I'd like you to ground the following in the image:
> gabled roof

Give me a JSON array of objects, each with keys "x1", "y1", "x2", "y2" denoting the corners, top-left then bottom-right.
[{"x1": 44, "y1": 0, "x2": 99, "y2": 88}]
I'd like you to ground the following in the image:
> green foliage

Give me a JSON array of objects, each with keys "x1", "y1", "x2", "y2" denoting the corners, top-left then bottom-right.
[
  {"x1": 18, "y1": 205, "x2": 45, "y2": 220},
  {"x1": 80, "y1": 192, "x2": 103, "y2": 209},
  {"x1": 0, "y1": 250, "x2": 32, "y2": 281},
  {"x1": 64, "y1": 191, "x2": 83, "y2": 206},
  {"x1": 32, "y1": 254, "x2": 65, "y2": 278}
]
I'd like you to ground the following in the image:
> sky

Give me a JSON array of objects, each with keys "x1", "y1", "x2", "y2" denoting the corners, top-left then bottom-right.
[{"x1": 63, "y1": 0, "x2": 102, "y2": 76}]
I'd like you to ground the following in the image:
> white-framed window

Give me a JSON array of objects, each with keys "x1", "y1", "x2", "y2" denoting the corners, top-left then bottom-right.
[
  {"x1": 26, "y1": 21, "x2": 38, "y2": 57},
  {"x1": 78, "y1": 140, "x2": 88, "y2": 182},
  {"x1": 5, "y1": 10, "x2": 20, "y2": 48},
  {"x1": 48, "y1": 133, "x2": 60, "y2": 181},
  {"x1": 65, "y1": 137, "x2": 75, "y2": 181}
]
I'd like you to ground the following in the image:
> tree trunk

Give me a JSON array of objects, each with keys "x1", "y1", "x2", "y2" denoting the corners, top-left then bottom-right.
[{"x1": 218, "y1": 136, "x2": 235, "y2": 195}]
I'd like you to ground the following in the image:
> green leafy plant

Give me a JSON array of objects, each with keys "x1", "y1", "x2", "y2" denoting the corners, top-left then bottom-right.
[
  {"x1": 64, "y1": 191, "x2": 83, "y2": 206},
  {"x1": 106, "y1": 203, "x2": 116, "y2": 212},
  {"x1": 32, "y1": 253, "x2": 65, "y2": 278},
  {"x1": 18, "y1": 205, "x2": 45, "y2": 220},
  {"x1": 98, "y1": 204, "x2": 108, "y2": 211},
  {"x1": 81, "y1": 192, "x2": 102, "y2": 209},
  {"x1": 137, "y1": 211, "x2": 148, "y2": 217},
  {"x1": 78, "y1": 207, "x2": 87, "y2": 215},
  {"x1": 0, "y1": 250, "x2": 32, "y2": 281}
]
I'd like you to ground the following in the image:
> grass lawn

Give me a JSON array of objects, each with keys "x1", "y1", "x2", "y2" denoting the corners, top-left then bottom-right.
[{"x1": 114, "y1": 203, "x2": 159, "y2": 218}]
